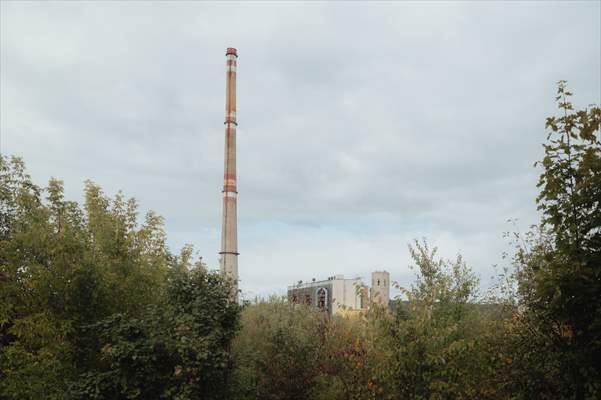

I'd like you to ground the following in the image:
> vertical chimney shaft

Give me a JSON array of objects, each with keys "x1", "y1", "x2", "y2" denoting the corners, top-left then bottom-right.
[{"x1": 220, "y1": 47, "x2": 239, "y2": 299}]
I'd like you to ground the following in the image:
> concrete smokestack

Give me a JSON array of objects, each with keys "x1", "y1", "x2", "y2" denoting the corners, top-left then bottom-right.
[{"x1": 220, "y1": 47, "x2": 239, "y2": 299}]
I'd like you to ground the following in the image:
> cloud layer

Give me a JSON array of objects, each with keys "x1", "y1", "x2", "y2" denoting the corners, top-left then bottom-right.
[{"x1": 2, "y1": 2, "x2": 600, "y2": 298}]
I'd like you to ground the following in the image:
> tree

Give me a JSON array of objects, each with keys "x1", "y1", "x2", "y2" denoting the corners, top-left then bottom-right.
[
  {"x1": 70, "y1": 263, "x2": 240, "y2": 400},
  {"x1": 230, "y1": 298, "x2": 326, "y2": 400},
  {"x1": 506, "y1": 82, "x2": 601, "y2": 399},
  {"x1": 377, "y1": 240, "x2": 499, "y2": 399},
  {"x1": 0, "y1": 155, "x2": 240, "y2": 399}
]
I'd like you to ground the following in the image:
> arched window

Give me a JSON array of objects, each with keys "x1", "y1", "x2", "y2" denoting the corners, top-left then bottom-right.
[
  {"x1": 291, "y1": 294, "x2": 298, "y2": 304},
  {"x1": 304, "y1": 294, "x2": 311, "y2": 305},
  {"x1": 377, "y1": 279, "x2": 380, "y2": 286},
  {"x1": 317, "y1": 287, "x2": 328, "y2": 311}
]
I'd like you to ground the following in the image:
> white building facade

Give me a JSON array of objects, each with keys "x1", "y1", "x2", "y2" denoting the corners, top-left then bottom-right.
[{"x1": 288, "y1": 271, "x2": 390, "y2": 315}]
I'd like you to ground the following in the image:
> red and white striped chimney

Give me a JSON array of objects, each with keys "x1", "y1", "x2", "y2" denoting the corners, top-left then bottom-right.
[{"x1": 220, "y1": 47, "x2": 239, "y2": 299}]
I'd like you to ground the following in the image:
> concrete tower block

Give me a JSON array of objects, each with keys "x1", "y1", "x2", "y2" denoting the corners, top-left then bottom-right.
[{"x1": 371, "y1": 270, "x2": 390, "y2": 307}]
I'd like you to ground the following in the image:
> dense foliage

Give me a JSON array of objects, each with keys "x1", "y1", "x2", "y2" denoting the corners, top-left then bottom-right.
[
  {"x1": 1, "y1": 82, "x2": 599, "y2": 399},
  {"x1": 0, "y1": 159, "x2": 240, "y2": 399},
  {"x1": 229, "y1": 242, "x2": 506, "y2": 400},
  {"x1": 501, "y1": 81, "x2": 601, "y2": 399}
]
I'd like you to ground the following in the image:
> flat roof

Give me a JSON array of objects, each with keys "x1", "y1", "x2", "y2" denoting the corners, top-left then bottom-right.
[{"x1": 287, "y1": 276, "x2": 362, "y2": 290}]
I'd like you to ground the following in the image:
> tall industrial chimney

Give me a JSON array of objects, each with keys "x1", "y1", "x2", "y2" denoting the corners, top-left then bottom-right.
[{"x1": 220, "y1": 47, "x2": 239, "y2": 299}]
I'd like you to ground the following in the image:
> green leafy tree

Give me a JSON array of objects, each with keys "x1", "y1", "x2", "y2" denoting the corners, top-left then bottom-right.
[
  {"x1": 506, "y1": 82, "x2": 601, "y2": 398},
  {"x1": 317, "y1": 314, "x2": 382, "y2": 400},
  {"x1": 70, "y1": 263, "x2": 240, "y2": 400},
  {"x1": 535, "y1": 81, "x2": 601, "y2": 349},
  {"x1": 377, "y1": 240, "x2": 498, "y2": 399},
  {"x1": 230, "y1": 298, "x2": 327, "y2": 400},
  {"x1": 232, "y1": 297, "x2": 387, "y2": 400},
  {"x1": 0, "y1": 313, "x2": 73, "y2": 400},
  {"x1": 0, "y1": 155, "x2": 240, "y2": 399}
]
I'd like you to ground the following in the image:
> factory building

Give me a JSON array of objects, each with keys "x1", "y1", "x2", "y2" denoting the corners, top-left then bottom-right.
[{"x1": 287, "y1": 271, "x2": 390, "y2": 315}]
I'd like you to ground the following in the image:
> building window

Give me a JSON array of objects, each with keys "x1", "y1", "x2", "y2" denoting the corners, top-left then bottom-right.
[
  {"x1": 377, "y1": 279, "x2": 380, "y2": 286},
  {"x1": 304, "y1": 294, "x2": 311, "y2": 305},
  {"x1": 317, "y1": 287, "x2": 328, "y2": 311},
  {"x1": 291, "y1": 294, "x2": 298, "y2": 304}
]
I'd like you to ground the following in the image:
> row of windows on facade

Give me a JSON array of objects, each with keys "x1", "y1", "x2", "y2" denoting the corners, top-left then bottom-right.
[{"x1": 291, "y1": 287, "x2": 328, "y2": 310}]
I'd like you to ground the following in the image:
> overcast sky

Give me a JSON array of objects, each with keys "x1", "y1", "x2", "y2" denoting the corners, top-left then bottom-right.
[{"x1": 1, "y1": 1, "x2": 600, "y2": 299}]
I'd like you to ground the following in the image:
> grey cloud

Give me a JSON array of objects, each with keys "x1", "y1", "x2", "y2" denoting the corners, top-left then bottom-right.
[{"x1": 1, "y1": 1, "x2": 599, "y2": 294}]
